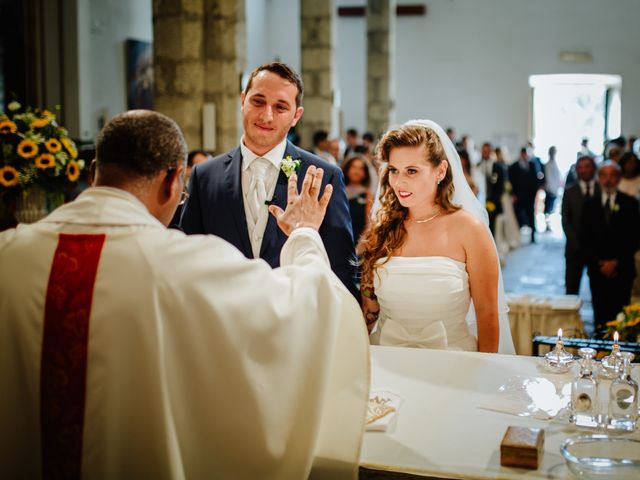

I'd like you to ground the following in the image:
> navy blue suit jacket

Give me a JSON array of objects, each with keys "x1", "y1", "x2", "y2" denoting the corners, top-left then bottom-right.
[{"x1": 180, "y1": 141, "x2": 359, "y2": 298}]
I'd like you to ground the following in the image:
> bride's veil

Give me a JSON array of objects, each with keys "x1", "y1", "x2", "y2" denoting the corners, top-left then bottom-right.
[{"x1": 373, "y1": 119, "x2": 515, "y2": 354}]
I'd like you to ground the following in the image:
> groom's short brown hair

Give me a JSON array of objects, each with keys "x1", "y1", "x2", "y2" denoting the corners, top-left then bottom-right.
[{"x1": 244, "y1": 62, "x2": 304, "y2": 107}]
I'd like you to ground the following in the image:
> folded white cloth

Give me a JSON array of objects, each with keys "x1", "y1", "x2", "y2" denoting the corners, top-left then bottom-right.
[{"x1": 366, "y1": 390, "x2": 403, "y2": 432}]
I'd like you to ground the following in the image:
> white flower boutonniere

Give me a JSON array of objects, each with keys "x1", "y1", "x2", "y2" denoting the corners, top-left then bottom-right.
[
  {"x1": 264, "y1": 156, "x2": 303, "y2": 206},
  {"x1": 281, "y1": 155, "x2": 301, "y2": 178}
]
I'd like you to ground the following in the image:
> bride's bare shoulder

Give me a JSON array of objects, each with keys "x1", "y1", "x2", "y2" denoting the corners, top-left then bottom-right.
[{"x1": 446, "y1": 209, "x2": 485, "y2": 232}]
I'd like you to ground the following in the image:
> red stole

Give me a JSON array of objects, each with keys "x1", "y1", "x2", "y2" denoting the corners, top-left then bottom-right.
[{"x1": 40, "y1": 234, "x2": 106, "y2": 479}]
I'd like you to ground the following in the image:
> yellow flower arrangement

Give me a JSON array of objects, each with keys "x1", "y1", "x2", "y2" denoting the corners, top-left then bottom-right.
[
  {"x1": 66, "y1": 160, "x2": 81, "y2": 182},
  {"x1": 61, "y1": 137, "x2": 78, "y2": 159},
  {"x1": 45, "y1": 138, "x2": 62, "y2": 153},
  {"x1": 0, "y1": 101, "x2": 84, "y2": 195},
  {"x1": 0, "y1": 166, "x2": 19, "y2": 187},
  {"x1": 17, "y1": 139, "x2": 38, "y2": 158},
  {"x1": 35, "y1": 153, "x2": 56, "y2": 169},
  {"x1": 486, "y1": 201, "x2": 496, "y2": 213},
  {"x1": 31, "y1": 117, "x2": 50, "y2": 129},
  {"x1": 605, "y1": 303, "x2": 640, "y2": 342},
  {"x1": 0, "y1": 120, "x2": 17, "y2": 135}
]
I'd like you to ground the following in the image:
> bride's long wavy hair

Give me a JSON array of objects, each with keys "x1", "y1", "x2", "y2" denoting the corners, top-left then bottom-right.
[{"x1": 358, "y1": 124, "x2": 460, "y2": 289}]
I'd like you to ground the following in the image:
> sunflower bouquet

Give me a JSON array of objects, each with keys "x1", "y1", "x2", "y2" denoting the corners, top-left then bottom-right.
[
  {"x1": 0, "y1": 101, "x2": 84, "y2": 194},
  {"x1": 605, "y1": 304, "x2": 640, "y2": 343}
]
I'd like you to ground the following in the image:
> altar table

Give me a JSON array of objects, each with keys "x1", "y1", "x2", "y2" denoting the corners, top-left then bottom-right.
[{"x1": 360, "y1": 345, "x2": 640, "y2": 479}]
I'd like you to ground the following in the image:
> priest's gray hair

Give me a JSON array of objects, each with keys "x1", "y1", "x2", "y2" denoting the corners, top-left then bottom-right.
[{"x1": 96, "y1": 110, "x2": 188, "y2": 179}]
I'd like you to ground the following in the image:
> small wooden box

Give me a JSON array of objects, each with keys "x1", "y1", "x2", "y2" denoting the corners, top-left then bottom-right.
[{"x1": 500, "y1": 426, "x2": 544, "y2": 469}]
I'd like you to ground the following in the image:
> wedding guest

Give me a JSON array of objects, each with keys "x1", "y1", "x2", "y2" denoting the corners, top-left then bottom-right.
[
  {"x1": 186, "y1": 149, "x2": 212, "y2": 182},
  {"x1": 562, "y1": 155, "x2": 598, "y2": 295},
  {"x1": 328, "y1": 137, "x2": 343, "y2": 165},
  {"x1": 0, "y1": 110, "x2": 369, "y2": 478},
  {"x1": 493, "y1": 146, "x2": 520, "y2": 252},
  {"x1": 458, "y1": 149, "x2": 479, "y2": 196},
  {"x1": 180, "y1": 62, "x2": 358, "y2": 297},
  {"x1": 618, "y1": 152, "x2": 640, "y2": 199},
  {"x1": 483, "y1": 144, "x2": 507, "y2": 236},
  {"x1": 312, "y1": 129, "x2": 337, "y2": 164},
  {"x1": 344, "y1": 127, "x2": 360, "y2": 158},
  {"x1": 170, "y1": 149, "x2": 212, "y2": 228},
  {"x1": 358, "y1": 120, "x2": 515, "y2": 354},
  {"x1": 581, "y1": 161, "x2": 640, "y2": 333},
  {"x1": 342, "y1": 155, "x2": 373, "y2": 242},
  {"x1": 509, "y1": 147, "x2": 544, "y2": 243},
  {"x1": 543, "y1": 146, "x2": 562, "y2": 231},
  {"x1": 362, "y1": 131, "x2": 375, "y2": 151}
]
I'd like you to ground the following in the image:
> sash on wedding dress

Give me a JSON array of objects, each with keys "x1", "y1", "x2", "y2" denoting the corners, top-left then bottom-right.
[{"x1": 378, "y1": 318, "x2": 448, "y2": 349}]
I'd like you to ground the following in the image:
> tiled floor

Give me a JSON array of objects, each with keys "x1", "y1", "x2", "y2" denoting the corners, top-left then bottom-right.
[{"x1": 501, "y1": 209, "x2": 595, "y2": 335}]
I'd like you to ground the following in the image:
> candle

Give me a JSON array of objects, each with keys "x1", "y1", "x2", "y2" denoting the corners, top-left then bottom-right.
[{"x1": 611, "y1": 331, "x2": 620, "y2": 356}]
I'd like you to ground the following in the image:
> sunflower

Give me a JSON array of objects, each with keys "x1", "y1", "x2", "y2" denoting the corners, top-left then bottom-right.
[
  {"x1": 0, "y1": 165, "x2": 19, "y2": 187},
  {"x1": 61, "y1": 137, "x2": 78, "y2": 158},
  {"x1": 45, "y1": 138, "x2": 62, "y2": 153},
  {"x1": 17, "y1": 139, "x2": 39, "y2": 158},
  {"x1": 66, "y1": 159, "x2": 81, "y2": 182},
  {"x1": 31, "y1": 117, "x2": 50, "y2": 129},
  {"x1": 0, "y1": 120, "x2": 17, "y2": 135},
  {"x1": 35, "y1": 153, "x2": 56, "y2": 169}
]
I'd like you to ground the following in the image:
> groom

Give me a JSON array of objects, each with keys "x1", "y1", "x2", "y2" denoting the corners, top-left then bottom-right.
[{"x1": 180, "y1": 62, "x2": 358, "y2": 297}]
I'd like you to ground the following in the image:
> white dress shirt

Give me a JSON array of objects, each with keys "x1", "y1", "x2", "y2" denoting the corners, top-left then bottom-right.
[
  {"x1": 580, "y1": 180, "x2": 596, "y2": 197},
  {"x1": 601, "y1": 190, "x2": 617, "y2": 207},
  {"x1": 240, "y1": 137, "x2": 288, "y2": 258}
]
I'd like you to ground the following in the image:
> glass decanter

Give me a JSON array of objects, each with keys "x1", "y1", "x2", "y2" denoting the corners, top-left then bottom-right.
[
  {"x1": 569, "y1": 348, "x2": 598, "y2": 427},
  {"x1": 607, "y1": 352, "x2": 638, "y2": 431},
  {"x1": 600, "y1": 333, "x2": 621, "y2": 379},
  {"x1": 543, "y1": 330, "x2": 574, "y2": 373}
]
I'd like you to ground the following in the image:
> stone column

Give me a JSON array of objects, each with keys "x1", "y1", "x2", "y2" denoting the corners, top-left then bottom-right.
[
  {"x1": 204, "y1": 0, "x2": 246, "y2": 153},
  {"x1": 299, "y1": 0, "x2": 335, "y2": 151},
  {"x1": 153, "y1": 0, "x2": 245, "y2": 153},
  {"x1": 366, "y1": 0, "x2": 395, "y2": 139},
  {"x1": 153, "y1": 0, "x2": 205, "y2": 149}
]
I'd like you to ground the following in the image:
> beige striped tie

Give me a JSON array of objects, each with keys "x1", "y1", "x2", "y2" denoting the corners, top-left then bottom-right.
[{"x1": 247, "y1": 158, "x2": 270, "y2": 224}]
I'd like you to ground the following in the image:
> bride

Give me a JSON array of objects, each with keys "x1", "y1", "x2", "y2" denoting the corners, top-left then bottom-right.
[{"x1": 359, "y1": 120, "x2": 515, "y2": 354}]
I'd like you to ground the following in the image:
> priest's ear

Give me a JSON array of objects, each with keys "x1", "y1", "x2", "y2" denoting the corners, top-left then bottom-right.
[{"x1": 163, "y1": 164, "x2": 186, "y2": 206}]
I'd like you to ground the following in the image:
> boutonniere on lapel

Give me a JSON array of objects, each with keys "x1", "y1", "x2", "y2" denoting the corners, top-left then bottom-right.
[
  {"x1": 280, "y1": 155, "x2": 301, "y2": 178},
  {"x1": 264, "y1": 156, "x2": 302, "y2": 206},
  {"x1": 612, "y1": 203, "x2": 620, "y2": 213}
]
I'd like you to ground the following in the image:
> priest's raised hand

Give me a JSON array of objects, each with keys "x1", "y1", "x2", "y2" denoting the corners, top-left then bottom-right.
[{"x1": 268, "y1": 165, "x2": 333, "y2": 235}]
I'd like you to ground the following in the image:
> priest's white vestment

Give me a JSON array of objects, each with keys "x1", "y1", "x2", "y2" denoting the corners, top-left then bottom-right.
[{"x1": 0, "y1": 187, "x2": 369, "y2": 479}]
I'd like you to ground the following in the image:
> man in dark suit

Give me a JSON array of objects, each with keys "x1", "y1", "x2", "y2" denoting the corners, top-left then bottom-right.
[
  {"x1": 561, "y1": 155, "x2": 598, "y2": 295},
  {"x1": 581, "y1": 161, "x2": 640, "y2": 334},
  {"x1": 508, "y1": 147, "x2": 544, "y2": 243},
  {"x1": 180, "y1": 62, "x2": 358, "y2": 297},
  {"x1": 479, "y1": 143, "x2": 507, "y2": 235}
]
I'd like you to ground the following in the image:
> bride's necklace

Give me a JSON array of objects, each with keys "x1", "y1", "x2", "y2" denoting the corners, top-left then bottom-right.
[{"x1": 413, "y1": 212, "x2": 439, "y2": 224}]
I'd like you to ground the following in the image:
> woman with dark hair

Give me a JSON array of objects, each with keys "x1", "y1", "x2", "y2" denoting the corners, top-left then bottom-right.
[
  {"x1": 358, "y1": 120, "x2": 514, "y2": 354},
  {"x1": 342, "y1": 155, "x2": 373, "y2": 242},
  {"x1": 458, "y1": 149, "x2": 479, "y2": 196},
  {"x1": 618, "y1": 152, "x2": 640, "y2": 199}
]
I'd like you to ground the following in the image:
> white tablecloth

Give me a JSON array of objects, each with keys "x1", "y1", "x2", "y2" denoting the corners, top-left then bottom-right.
[
  {"x1": 507, "y1": 294, "x2": 584, "y2": 356},
  {"x1": 360, "y1": 345, "x2": 639, "y2": 479}
]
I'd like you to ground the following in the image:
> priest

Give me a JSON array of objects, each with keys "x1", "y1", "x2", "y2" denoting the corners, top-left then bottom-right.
[{"x1": 0, "y1": 110, "x2": 369, "y2": 479}]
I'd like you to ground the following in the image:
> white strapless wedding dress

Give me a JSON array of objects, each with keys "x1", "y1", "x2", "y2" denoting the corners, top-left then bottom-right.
[{"x1": 370, "y1": 256, "x2": 478, "y2": 351}]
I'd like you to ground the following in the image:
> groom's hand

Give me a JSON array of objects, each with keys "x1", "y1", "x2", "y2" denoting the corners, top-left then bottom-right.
[{"x1": 268, "y1": 166, "x2": 333, "y2": 236}]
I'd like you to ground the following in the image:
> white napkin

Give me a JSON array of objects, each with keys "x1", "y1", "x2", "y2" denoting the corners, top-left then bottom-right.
[{"x1": 366, "y1": 390, "x2": 402, "y2": 432}]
